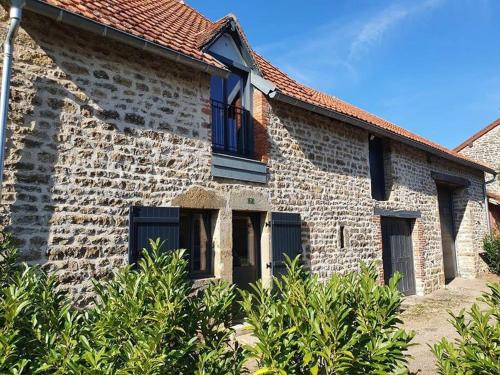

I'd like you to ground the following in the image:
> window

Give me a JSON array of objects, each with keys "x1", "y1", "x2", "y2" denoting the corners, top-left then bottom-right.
[
  {"x1": 210, "y1": 71, "x2": 254, "y2": 158},
  {"x1": 339, "y1": 225, "x2": 346, "y2": 249},
  {"x1": 129, "y1": 207, "x2": 213, "y2": 278},
  {"x1": 369, "y1": 135, "x2": 387, "y2": 201},
  {"x1": 232, "y1": 214, "x2": 258, "y2": 267},
  {"x1": 179, "y1": 209, "x2": 213, "y2": 278}
]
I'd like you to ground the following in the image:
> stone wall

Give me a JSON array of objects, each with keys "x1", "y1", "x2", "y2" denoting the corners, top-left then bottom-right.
[
  {"x1": 457, "y1": 124, "x2": 500, "y2": 196},
  {"x1": 0, "y1": 9, "x2": 219, "y2": 302},
  {"x1": 267, "y1": 102, "x2": 488, "y2": 293},
  {"x1": 0, "y1": 9, "x2": 489, "y2": 303},
  {"x1": 267, "y1": 104, "x2": 376, "y2": 278}
]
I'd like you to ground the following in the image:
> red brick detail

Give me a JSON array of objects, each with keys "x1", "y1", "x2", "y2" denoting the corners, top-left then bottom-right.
[
  {"x1": 202, "y1": 98, "x2": 212, "y2": 143},
  {"x1": 253, "y1": 89, "x2": 270, "y2": 163},
  {"x1": 412, "y1": 219, "x2": 426, "y2": 283}
]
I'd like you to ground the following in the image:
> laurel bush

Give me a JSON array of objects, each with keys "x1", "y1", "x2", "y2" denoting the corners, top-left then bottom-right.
[
  {"x1": 432, "y1": 282, "x2": 500, "y2": 375},
  {"x1": 240, "y1": 257, "x2": 414, "y2": 374},
  {"x1": 0, "y1": 235, "x2": 245, "y2": 374}
]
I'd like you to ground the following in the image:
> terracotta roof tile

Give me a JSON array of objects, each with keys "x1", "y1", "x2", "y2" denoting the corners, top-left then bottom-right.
[
  {"x1": 42, "y1": 0, "x2": 220, "y2": 66},
  {"x1": 37, "y1": 0, "x2": 493, "y2": 172},
  {"x1": 454, "y1": 118, "x2": 500, "y2": 152}
]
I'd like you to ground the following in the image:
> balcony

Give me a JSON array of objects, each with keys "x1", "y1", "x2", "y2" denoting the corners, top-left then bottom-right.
[
  {"x1": 210, "y1": 99, "x2": 267, "y2": 184},
  {"x1": 211, "y1": 99, "x2": 253, "y2": 159}
]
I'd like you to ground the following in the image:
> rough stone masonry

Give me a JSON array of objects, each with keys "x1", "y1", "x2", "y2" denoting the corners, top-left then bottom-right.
[
  {"x1": 0, "y1": 8, "x2": 489, "y2": 304},
  {"x1": 457, "y1": 123, "x2": 500, "y2": 196}
]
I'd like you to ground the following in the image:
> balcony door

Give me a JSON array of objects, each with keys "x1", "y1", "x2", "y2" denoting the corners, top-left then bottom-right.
[{"x1": 211, "y1": 71, "x2": 253, "y2": 158}]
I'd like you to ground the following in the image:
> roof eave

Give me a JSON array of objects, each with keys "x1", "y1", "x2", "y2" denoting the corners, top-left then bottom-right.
[
  {"x1": 270, "y1": 91, "x2": 496, "y2": 174},
  {"x1": 454, "y1": 118, "x2": 500, "y2": 152},
  {"x1": 25, "y1": 0, "x2": 229, "y2": 78}
]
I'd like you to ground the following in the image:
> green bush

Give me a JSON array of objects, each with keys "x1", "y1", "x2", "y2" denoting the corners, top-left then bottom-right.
[
  {"x1": 1, "y1": 232, "x2": 417, "y2": 374},
  {"x1": 0, "y1": 236, "x2": 245, "y2": 374},
  {"x1": 432, "y1": 282, "x2": 500, "y2": 375},
  {"x1": 483, "y1": 229, "x2": 500, "y2": 275},
  {"x1": 240, "y1": 257, "x2": 414, "y2": 374}
]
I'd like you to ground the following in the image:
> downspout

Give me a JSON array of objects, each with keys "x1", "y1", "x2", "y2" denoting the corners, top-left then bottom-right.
[
  {"x1": 484, "y1": 172, "x2": 497, "y2": 234},
  {"x1": 0, "y1": 0, "x2": 25, "y2": 195}
]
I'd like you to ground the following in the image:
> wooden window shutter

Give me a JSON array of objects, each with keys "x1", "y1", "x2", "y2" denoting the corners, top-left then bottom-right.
[
  {"x1": 369, "y1": 135, "x2": 386, "y2": 201},
  {"x1": 271, "y1": 212, "x2": 302, "y2": 277},
  {"x1": 128, "y1": 206, "x2": 180, "y2": 265}
]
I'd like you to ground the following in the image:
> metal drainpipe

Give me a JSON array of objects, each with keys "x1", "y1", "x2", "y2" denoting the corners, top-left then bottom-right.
[
  {"x1": 484, "y1": 173, "x2": 497, "y2": 234},
  {"x1": 0, "y1": 0, "x2": 25, "y2": 196}
]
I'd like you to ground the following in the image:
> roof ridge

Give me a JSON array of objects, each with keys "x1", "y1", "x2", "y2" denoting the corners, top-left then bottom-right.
[
  {"x1": 194, "y1": 14, "x2": 230, "y2": 42},
  {"x1": 454, "y1": 118, "x2": 500, "y2": 152}
]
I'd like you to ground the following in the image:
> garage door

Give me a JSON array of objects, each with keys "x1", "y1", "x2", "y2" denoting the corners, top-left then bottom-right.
[{"x1": 381, "y1": 218, "x2": 416, "y2": 296}]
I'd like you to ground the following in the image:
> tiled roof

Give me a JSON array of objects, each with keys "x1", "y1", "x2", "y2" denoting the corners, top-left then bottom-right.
[
  {"x1": 37, "y1": 0, "x2": 493, "y2": 172},
  {"x1": 41, "y1": 0, "x2": 224, "y2": 68},
  {"x1": 454, "y1": 118, "x2": 500, "y2": 152},
  {"x1": 254, "y1": 53, "x2": 466, "y2": 159}
]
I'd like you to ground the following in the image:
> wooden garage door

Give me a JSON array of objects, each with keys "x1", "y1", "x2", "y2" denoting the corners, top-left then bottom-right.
[{"x1": 381, "y1": 218, "x2": 416, "y2": 296}]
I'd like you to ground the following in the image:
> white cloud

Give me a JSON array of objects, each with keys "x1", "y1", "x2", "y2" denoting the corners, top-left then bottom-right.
[
  {"x1": 255, "y1": 0, "x2": 446, "y2": 91},
  {"x1": 348, "y1": 7, "x2": 409, "y2": 61},
  {"x1": 349, "y1": 0, "x2": 445, "y2": 61}
]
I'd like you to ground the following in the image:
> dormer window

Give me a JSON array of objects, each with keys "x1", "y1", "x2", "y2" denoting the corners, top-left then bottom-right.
[
  {"x1": 204, "y1": 25, "x2": 267, "y2": 183},
  {"x1": 211, "y1": 71, "x2": 253, "y2": 158}
]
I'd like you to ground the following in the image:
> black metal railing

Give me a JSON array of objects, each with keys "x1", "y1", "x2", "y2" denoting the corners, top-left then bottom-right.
[{"x1": 211, "y1": 99, "x2": 254, "y2": 158}]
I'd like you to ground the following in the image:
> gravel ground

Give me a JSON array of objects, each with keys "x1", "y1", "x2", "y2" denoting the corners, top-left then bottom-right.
[{"x1": 401, "y1": 274, "x2": 499, "y2": 374}]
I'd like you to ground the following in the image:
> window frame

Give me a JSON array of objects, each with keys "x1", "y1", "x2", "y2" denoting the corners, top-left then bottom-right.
[
  {"x1": 210, "y1": 59, "x2": 255, "y2": 159},
  {"x1": 179, "y1": 208, "x2": 214, "y2": 279}
]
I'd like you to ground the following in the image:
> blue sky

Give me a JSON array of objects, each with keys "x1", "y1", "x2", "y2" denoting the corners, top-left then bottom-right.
[{"x1": 189, "y1": 0, "x2": 500, "y2": 148}]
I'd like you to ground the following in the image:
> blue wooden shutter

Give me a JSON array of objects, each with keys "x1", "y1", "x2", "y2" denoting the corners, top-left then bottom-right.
[
  {"x1": 369, "y1": 135, "x2": 386, "y2": 200},
  {"x1": 128, "y1": 206, "x2": 180, "y2": 265},
  {"x1": 271, "y1": 212, "x2": 302, "y2": 277}
]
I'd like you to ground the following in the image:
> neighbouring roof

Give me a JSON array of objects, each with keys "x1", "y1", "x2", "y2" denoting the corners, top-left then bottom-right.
[
  {"x1": 29, "y1": 0, "x2": 495, "y2": 173},
  {"x1": 454, "y1": 118, "x2": 500, "y2": 152}
]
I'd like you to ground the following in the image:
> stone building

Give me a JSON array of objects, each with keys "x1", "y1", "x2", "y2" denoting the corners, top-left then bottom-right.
[
  {"x1": 0, "y1": 0, "x2": 495, "y2": 304},
  {"x1": 455, "y1": 119, "x2": 500, "y2": 230}
]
